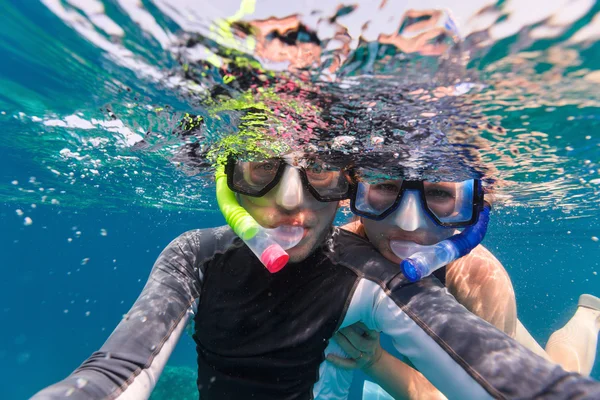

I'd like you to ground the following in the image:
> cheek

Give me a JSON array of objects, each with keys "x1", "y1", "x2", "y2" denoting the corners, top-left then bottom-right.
[
  {"x1": 315, "y1": 203, "x2": 338, "y2": 224},
  {"x1": 441, "y1": 228, "x2": 457, "y2": 241},
  {"x1": 363, "y1": 223, "x2": 389, "y2": 248},
  {"x1": 238, "y1": 195, "x2": 275, "y2": 225},
  {"x1": 363, "y1": 220, "x2": 383, "y2": 239},
  {"x1": 427, "y1": 225, "x2": 456, "y2": 241},
  {"x1": 363, "y1": 227, "x2": 396, "y2": 260},
  {"x1": 242, "y1": 195, "x2": 272, "y2": 207},
  {"x1": 304, "y1": 195, "x2": 335, "y2": 211}
]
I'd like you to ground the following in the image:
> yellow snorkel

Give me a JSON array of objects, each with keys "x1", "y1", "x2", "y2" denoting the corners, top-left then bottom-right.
[{"x1": 216, "y1": 165, "x2": 301, "y2": 273}]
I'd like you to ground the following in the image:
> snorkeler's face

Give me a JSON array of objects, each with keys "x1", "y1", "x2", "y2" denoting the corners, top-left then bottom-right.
[
  {"x1": 361, "y1": 189, "x2": 456, "y2": 264},
  {"x1": 238, "y1": 165, "x2": 338, "y2": 262}
]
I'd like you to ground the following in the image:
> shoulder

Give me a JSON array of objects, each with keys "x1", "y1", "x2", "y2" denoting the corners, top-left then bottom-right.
[
  {"x1": 158, "y1": 226, "x2": 241, "y2": 268},
  {"x1": 331, "y1": 227, "x2": 403, "y2": 285},
  {"x1": 446, "y1": 244, "x2": 508, "y2": 281},
  {"x1": 175, "y1": 226, "x2": 238, "y2": 247}
]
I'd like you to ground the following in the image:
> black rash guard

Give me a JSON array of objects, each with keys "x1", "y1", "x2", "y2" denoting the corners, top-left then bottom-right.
[
  {"x1": 194, "y1": 235, "x2": 357, "y2": 398},
  {"x1": 31, "y1": 227, "x2": 600, "y2": 400}
]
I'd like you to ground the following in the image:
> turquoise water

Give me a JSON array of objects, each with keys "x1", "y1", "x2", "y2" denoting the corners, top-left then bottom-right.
[{"x1": 1, "y1": 0, "x2": 600, "y2": 399}]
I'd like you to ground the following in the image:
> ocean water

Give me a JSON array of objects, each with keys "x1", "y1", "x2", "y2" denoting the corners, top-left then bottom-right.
[{"x1": 1, "y1": 0, "x2": 600, "y2": 399}]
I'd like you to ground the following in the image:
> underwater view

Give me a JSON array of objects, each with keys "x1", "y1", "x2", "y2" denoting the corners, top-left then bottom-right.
[{"x1": 1, "y1": 0, "x2": 600, "y2": 399}]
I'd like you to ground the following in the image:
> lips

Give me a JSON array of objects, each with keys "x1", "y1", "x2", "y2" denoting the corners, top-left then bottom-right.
[
  {"x1": 269, "y1": 216, "x2": 312, "y2": 232},
  {"x1": 269, "y1": 225, "x2": 306, "y2": 249},
  {"x1": 276, "y1": 225, "x2": 307, "y2": 240}
]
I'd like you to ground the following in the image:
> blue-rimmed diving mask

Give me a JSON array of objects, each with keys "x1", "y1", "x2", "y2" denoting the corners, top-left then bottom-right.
[{"x1": 350, "y1": 171, "x2": 483, "y2": 228}]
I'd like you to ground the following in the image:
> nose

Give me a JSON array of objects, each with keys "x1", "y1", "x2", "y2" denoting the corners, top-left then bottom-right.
[
  {"x1": 391, "y1": 190, "x2": 429, "y2": 231},
  {"x1": 274, "y1": 166, "x2": 304, "y2": 210}
]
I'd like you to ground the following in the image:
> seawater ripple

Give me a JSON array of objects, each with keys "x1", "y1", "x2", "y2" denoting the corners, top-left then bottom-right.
[{"x1": 0, "y1": 0, "x2": 599, "y2": 219}]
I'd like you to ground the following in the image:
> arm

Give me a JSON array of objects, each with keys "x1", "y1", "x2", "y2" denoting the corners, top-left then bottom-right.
[
  {"x1": 371, "y1": 277, "x2": 600, "y2": 399},
  {"x1": 331, "y1": 230, "x2": 600, "y2": 399},
  {"x1": 30, "y1": 231, "x2": 206, "y2": 400}
]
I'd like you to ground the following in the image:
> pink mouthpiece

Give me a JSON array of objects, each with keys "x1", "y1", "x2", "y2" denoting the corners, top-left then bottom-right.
[{"x1": 261, "y1": 244, "x2": 289, "y2": 273}]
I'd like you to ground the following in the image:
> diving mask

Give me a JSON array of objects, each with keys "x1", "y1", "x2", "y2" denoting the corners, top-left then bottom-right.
[
  {"x1": 350, "y1": 170, "x2": 484, "y2": 228},
  {"x1": 225, "y1": 155, "x2": 352, "y2": 202}
]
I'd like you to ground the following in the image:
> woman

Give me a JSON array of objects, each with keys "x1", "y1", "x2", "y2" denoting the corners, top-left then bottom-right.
[{"x1": 329, "y1": 171, "x2": 600, "y2": 399}]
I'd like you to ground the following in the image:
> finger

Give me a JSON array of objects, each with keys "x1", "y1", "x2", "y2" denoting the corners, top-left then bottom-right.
[
  {"x1": 340, "y1": 328, "x2": 372, "y2": 352},
  {"x1": 338, "y1": 326, "x2": 353, "y2": 336},
  {"x1": 349, "y1": 323, "x2": 366, "y2": 336},
  {"x1": 333, "y1": 332, "x2": 362, "y2": 359},
  {"x1": 363, "y1": 328, "x2": 379, "y2": 340},
  {"x1": 350, "y1": 322, "x2": 379, "y2": 340},
  {"x1": 326, "y1": 354, "x2": 359, "y2": 370}
]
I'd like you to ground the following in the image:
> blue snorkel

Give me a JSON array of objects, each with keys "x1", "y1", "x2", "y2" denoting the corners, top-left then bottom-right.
[{"x1": 400, "y1": 203, "x2": 491, "y2": 282}]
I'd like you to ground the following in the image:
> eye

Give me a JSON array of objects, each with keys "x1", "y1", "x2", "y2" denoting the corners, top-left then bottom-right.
[
  {"x1": 307, "y1": 170, "x2": 338, "y2": 189},
  {"x1": 311, "y1": 165, "x2": 323, "y2": 174},
  {"x1": 425, "y1": 189, "x2": 453, "y2": 199},
  {"x1": 246, "y1": 160, "x2": 279, "y2": 185},
  {"x1": 373, "y1": 182, "x2": 400, "y2": 193},
  {"x1": 306, "y1": 166, "x2": 330, "y2": 180},
  {"x1": 252, "y1": 162, "x2": 276, "y2": 172}
]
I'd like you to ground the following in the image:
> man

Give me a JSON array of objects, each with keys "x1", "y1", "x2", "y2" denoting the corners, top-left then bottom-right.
[{"x1": 31, "y1": 153, "x2": 600, "y2": 399}]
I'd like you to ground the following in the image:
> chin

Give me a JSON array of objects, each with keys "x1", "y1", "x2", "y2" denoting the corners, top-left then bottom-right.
[
  {"x1": 287, "y1": 251, "x2": 308, "y2": 263},
  {"x1": 286, "y1": 241, "x2": 315, "y2": 263}
]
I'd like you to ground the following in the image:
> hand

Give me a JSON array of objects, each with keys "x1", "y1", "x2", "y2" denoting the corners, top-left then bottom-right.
[{"x1": 326, "y1": 322, "x2": 383, "y2": 371}]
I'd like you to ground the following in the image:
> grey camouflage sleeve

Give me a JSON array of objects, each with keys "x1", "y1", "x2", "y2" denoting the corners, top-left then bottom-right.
[{"x1": 30, "y1": 230, "x2": 206, "y2": 400}]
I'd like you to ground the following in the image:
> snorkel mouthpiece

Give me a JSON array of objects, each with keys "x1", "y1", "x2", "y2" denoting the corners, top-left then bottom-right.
[
  {"x1": 215, "y1": 166, "x2": 303, "y2": 273},
  {"x1": 400, "y1": 204, "x2": 491, "y2": 282}
]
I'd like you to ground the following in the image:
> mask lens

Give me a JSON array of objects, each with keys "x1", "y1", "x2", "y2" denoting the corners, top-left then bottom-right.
[
  {"x1": 305, "y1": 163, "x2": 349, "y2": 200},
  {"x1": 353, "y1": 178, "x2": 403, "y2": 217},
  {"x1": 231, "y1": 159, "x2": 282, "y2": 195},
  {"x1": 423, "y1": 180, "x2": 474, "y2": 224}
]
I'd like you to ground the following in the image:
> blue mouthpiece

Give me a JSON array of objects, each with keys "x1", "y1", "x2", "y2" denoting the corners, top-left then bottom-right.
[
  {"x1": 400, "y1": 205, "x2": 491, "y2": 282},
  {"x1": 401, "y1": 259, "x2": 422, "y2": 282}
]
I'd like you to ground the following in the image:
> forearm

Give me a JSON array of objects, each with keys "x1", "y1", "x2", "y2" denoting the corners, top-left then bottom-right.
[
  {"x1": 31, "y1": 231, "x2": 204, "y2": 399},
  {"x1": 32, "y1": 293, "x2": 195, "y2": 400},
  {"x1": 372, "y1": 276, "x2": 600, "y2": 399},
  {"x1": 365, "y1": 351, "x2": 446, "y2": 400}
]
